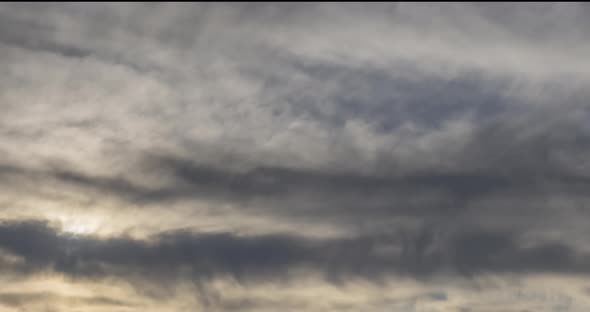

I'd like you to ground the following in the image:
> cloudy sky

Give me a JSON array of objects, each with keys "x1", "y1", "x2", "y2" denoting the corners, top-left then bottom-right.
[{"x1": 1, "y1": 2, "x2": 590, "y2": 311}]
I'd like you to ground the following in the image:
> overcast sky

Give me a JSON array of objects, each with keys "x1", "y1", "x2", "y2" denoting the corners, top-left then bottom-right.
[{"x1": 1, "y1": 3, "x2": 590, "y2": 311}]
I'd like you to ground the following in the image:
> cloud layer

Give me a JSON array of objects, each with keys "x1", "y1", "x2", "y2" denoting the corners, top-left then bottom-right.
[{"x1": 1, "y1": 3, "x2": 590, "y2": 311}]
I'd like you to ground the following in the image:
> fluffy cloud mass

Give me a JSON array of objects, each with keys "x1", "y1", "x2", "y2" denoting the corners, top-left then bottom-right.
[{"x1": 1, "y1": 3, "x2": 590, "y2": 311}]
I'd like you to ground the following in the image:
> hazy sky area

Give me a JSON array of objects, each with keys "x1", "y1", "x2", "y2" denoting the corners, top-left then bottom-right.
[{"x1": 1, "y1": 2, "x2": 590, "y2": 311}]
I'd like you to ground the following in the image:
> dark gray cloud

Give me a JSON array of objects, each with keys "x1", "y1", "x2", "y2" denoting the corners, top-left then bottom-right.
[
  {"x1": 12, "y1": 109, "x2": 587, "y2": 221},
  {"x1": 1, "y1": 108, "x2": 589, "y2": 239},
  {"x1": 0, "y1": 6, "x2": 91, "y2": 58},
  {"x1": 0, "y1": 219, "x2": 588, "y2": 288}
]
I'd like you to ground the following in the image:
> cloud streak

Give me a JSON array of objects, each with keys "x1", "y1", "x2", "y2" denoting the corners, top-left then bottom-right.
[{"x1": 0, "y1": 219, "x2": 589, "y2": 286}]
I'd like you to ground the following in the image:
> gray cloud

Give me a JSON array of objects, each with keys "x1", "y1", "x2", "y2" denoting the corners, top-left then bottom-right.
[
  {"x1": 0, "y1": 219, "x2": 589, "y2": 288},
  {"x1": 1, "y1": 3, "x2": 590, "y2": 311},
  {"x1": 0, "y1": 13, "x2": 91, "y2": 58},
  {"x1": 7, "y1": 109, "x2": 586, "y2": 223}
]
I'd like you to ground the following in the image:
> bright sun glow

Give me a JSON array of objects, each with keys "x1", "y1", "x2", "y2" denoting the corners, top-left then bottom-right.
[{"x1": 59, "y1": 215, "x2": 101, "y2": 235}]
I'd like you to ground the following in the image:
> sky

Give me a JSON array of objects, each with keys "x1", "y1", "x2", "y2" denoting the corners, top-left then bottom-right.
[{"x1": 1, "y1": 2, "x2": 590, "y2": 311}]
